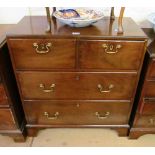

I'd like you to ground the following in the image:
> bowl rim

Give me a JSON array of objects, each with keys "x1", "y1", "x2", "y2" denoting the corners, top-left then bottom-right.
[
  {"x1": 53, "y1": 9, "x2": 104, "y2": 22},
  {"x1": 148, "y1": 12, "x2": 155, "y2": 24}
]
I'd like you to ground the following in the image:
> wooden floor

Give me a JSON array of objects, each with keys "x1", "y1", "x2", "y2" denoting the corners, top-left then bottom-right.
[{"x1": 0, "y1": 128, "x2": 155, "y2": 147}]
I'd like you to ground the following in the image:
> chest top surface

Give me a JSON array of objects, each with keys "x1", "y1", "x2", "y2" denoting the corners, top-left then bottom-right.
[
  {"x1": 0, "y1": 24, "x2": 14, "y2": 47},
  {"x1": 6, "y1": 16, "x2": 146, "y2": 39}
]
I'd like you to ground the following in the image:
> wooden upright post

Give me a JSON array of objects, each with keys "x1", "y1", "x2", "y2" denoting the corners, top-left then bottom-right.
[
  {"x1": 45, "y1": 7, "x2": 51, "y2": 33},
  {"x1": 117, "y1": 7, "x2": 125, "y2": 34},
  {"x1": 45, "y1": 7, "x2": 56, "y2": 33},
  {"x1": 110, "y1": 7, "x2": 115, "y2": 20}
]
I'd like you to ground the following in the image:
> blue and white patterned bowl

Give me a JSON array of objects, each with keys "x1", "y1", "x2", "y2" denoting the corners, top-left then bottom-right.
[
  {"x1": 148, "y1": 13, "x2": 155, "y2": 32},
  {"x1": 53, "y1": 9, "x2": 104, "y2": 27}
]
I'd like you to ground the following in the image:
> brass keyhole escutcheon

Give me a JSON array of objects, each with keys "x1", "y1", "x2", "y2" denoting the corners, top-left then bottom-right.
[
  {"x1": 75, "y1": 75, "x2": 80, "y2": 81},
  {"x1": 149, "y1": 118, "x2": 155, "y2": 125},
  {"x1": 76, "y1": 104, "x2": 80, "y2": 107}
]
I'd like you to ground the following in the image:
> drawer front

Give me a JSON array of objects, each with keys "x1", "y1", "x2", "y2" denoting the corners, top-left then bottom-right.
[
  {"x1": 8, "y1": 39, "x2": 76, "y2": 69},
  {"x1": 141, "y1": 99, "x2": 155, "y2": 115},
  {"x1": 79, "y1": 40, "x2": 145, "y2": 70},
  {"x1": 0, "y1": 84, "x2": 8, "y2": 105},
  {"x1": 0, "y1": 108, "x2": 16, "y2": 130},
  {"x1": 135, "y1": 115, "x2": 155, "y2": 128},
  {"x1": 18, "y1": 72, "x2": 137, "y2": 100},
  {"x1": 148, "y1": 59, "x2": 155, "y2": 79},
  {"x1": 24, "y1": 101, "x2": 131, "y2": 125},
  {"x1": 143, "y1": 81, "x2": 155, "y2": 97}
]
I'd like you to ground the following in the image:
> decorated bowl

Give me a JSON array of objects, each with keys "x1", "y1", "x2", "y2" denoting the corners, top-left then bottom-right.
[
  {"x1": 148, "y1": 13, "x2": 155, "y2": 32},
  {"x1": 53, "y1": 9, "x2": 104, "y2": 27}
]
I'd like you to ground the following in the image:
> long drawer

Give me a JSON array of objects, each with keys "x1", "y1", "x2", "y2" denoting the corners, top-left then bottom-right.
[
  {"x1": 79, "y1": 40, "x2": 145, "y2": 70},
  {"x1": 17, "y1": 72, "x2": 137, "y2": 100},
  {"x1": 0, "y1": 108, "x2": 16, "y2": 130},
  {"x1": 23, "y1": 101, "x2": 131, "y2": 125},
  {"x1": 8, "y1": 38, "x2": 76, "y2": 70}
]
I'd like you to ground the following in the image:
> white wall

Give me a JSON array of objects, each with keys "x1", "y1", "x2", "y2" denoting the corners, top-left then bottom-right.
[
  {"x1": 0, "y1": 7, "x2": 155, "y2": 28},
  {"x1": 0, "y1": 7, "x2": 29, "y2": 23}
]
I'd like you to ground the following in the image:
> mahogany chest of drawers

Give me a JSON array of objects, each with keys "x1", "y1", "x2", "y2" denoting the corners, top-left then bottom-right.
[
  {"x1": 129, "y1": 28, "x2": 155, "y2": 139},
  {"x1": 0, "y1": 25, "x2": 26, "y2": 142},
  {"x1": 7, "y1": 16, "x2": 147, "y2": 137}
]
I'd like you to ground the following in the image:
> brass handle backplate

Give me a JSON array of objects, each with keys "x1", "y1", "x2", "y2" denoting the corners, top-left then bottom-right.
[
  {"x1": 39, "y1": 83, "x2": 55, "y2": 93},
  {"x1": 102, "y1": 43, "x2": 122, "y2": 54},
  {"x1": 95, "y1": 112, "x2": 110, "y2": 119},
  {"x1": 44, "y1": 112, "x2": 59, "y2": 120},
  {"x1": 98, "y1": 84, "x2": 114, "y2": 93},
  {"x1": 33, "y1": 42, "x2": 52, "y2": 54}
]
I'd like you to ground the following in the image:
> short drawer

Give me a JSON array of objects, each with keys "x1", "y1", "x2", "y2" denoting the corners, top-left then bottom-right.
[
  {"x1": 0, "y1": 84, "x2": 8, "y2": 105},
  {"x1": 23, "y1": 101, "x2": 131, "y2": 125},
  {"x1": 8, "y1": 38, "x2": 76, "y2": 70},
  {"x1": 148, "y1": 59, "x2": 155, "y2": 79},
  {"x1": 143, "y1": 81, "x2": 155, "y2": 97},
  {"x1": 135, "y1": 114, "x2": 155, "y2": 128},
  {"x1": 17, "y1": 72, "x2": 137, "y2": 100},
  {"x1": 140, "y1": 99, "x2": 155, "y2": 115},
  {"x1": 79, "y1": 40, "x2": 145, "y2": 70},
  {"x1": 0, "y1": 108, "x2": 16, "y2": 130}
]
